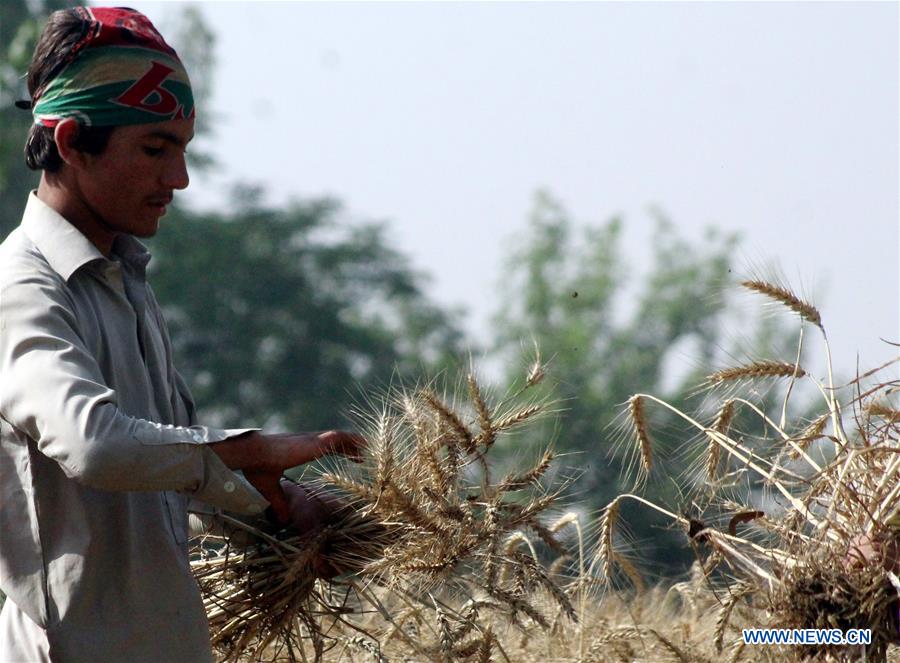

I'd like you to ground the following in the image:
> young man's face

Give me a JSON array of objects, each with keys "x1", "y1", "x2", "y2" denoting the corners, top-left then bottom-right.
[{"x1": 74, "y1": 118, "x2": 194, "y2": 238}]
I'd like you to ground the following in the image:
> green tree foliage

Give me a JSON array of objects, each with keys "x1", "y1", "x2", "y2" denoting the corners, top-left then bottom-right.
[
  {"x1": 493, "y1": 190, "x2": 740, "y2": 574},
  {"x1": 147, "y1": 191, "x2": 465, "y2": 432},
  {"x1": 0, "y1": 0, "x2": 69, "y2": 238}
]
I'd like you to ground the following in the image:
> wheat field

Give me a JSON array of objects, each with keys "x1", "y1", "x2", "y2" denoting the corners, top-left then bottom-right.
[{"x1": 191, "y1": 279, "x2": 899, "y2": 662}]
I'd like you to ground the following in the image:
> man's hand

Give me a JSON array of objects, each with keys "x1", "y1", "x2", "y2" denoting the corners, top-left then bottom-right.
[
  {"x1": 209, "y1": 430, "x2": 366, "y2": 522},
  {"x1": 845, "y1": 532, "x2": 900, "y2": 572},
  {"x1": 282, "y1": 481, "x2": 348, "y2": 531},
  {"x1": 281, "y1": 481, "x2": 348, "y2": 579}
]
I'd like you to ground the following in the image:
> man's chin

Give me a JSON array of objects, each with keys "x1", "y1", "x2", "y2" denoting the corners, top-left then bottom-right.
[{"x1": 132, "y1": 219, "x2": 161, "y2": 238}]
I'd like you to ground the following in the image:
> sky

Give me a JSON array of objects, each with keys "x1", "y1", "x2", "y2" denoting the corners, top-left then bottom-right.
[{"x1": 130, "y1": 1, "x2": 899, "y2": 382}]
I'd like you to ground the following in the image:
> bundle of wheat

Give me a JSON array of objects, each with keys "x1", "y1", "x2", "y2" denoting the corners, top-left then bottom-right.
[
  {"x1": 601, "y1": 278, "x2": 900, "y2": 661},
  {"x1": 191, "y1": 505, "x2": 392, "y2": 661},
  {"x1": 192, "y1": 368, "x2": 578, "y2": 661}
]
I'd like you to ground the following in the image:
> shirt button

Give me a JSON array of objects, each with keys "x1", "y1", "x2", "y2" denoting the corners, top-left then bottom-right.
[
  {"x1": 191, "y1": 431, "x2": 204, "y2": 442},
  {"x1": 224, "y1": 481, "x2": 236, "y2": 493}
]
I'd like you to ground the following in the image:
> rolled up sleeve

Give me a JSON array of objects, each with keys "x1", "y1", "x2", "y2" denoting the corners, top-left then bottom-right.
[{"x1": 0, "y1": 266, "x2": 268, "y2": 516}]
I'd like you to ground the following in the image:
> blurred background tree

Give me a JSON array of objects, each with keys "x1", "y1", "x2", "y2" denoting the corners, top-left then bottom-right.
[
  {"x1": 0, "y1": 0, "x2": 68, "y2": 237},
  {"x1": 148, "y1": 190, "x2": 466, "y2": 431},
  {"x1": 491, "y1": 191, "x2": 742, "y2": 574}
]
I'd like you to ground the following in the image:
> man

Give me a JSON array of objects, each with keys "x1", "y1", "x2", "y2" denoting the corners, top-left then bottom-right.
[{"x1": 0, "y1": 7, "x2": 365, "y2": 662}]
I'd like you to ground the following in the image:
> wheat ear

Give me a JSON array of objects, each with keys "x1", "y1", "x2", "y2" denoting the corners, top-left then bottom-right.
[
  {"x1": 868, "y1": 402, "x2": 900, "y2": 423},
  {"x1": 477, "y1": 626, "x2": 493, "y2": 663},
  {"x1": 596, "y1": 496, "x2": 622, "y2": 582},
  {"x1": 708, "y1": 360, "x2": 806, "y2": 384},
  {"x1": 493, "y1": 404, "x2": 542, "y2": 432},
  {"x1": 498, "y1": 449, "x2": 554, "y2": 492},
  {"x1": 468, "y1": 373, "x2": 495, "y2": 450},
  {"x1": 741, "y1": 279, "x2": 822, "y2": 328},
  {"x1": 706, "y1": 399, "x2": 735, "y2": 481},
  {"x1": 788, "y1": 414, "x2": 829, "y2": 459},
  {"x1": 714, "y1": 584, "x2": 750, "y2": 653},
  {"x1": 422, "y1": 389, "x2": 474, "y2": 451},
  {"x1": 628, "y1": 395, "x2": 653, "y2": 478}
]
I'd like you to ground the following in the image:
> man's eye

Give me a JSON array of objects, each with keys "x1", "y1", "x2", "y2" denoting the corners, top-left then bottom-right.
[{"x1": 142, "y1": 146, "x2": 164, "y2": 157}]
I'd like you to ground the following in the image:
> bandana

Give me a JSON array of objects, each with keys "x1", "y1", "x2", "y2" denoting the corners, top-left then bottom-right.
[{"x1": 31, "y1": 7, "x2": 194, "y2": 128}]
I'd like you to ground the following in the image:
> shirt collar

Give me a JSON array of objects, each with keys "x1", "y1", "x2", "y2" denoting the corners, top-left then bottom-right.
[
  {"x1": 21, "y1": 192, "x2": 152, "y2": 281},
  {"x1": 112, "y1": 234, "x2": 152, "y2": 276}
]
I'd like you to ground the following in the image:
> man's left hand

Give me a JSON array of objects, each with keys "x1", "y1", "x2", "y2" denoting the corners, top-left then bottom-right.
[
  {"x1": 278, "y1": 481, "x2": 347, "y2": 578},
  {"x1": 279, "y1": 481, "x2": 342, "y2": 533}
]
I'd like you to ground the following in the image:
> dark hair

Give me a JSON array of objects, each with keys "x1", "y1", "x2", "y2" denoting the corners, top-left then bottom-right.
[{"x1": 24, "y1": 9, "x2": 114, "y2": 172}]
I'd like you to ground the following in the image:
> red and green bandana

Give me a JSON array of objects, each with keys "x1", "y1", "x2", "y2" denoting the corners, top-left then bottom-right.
[{"x1": 32, "y1": 7, "x2": 194, "y2": 128}]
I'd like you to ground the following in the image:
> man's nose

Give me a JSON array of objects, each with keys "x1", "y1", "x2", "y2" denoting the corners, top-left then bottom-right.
[{"x1": 162, "y1": 153, "x2": 190, "y2": 190}]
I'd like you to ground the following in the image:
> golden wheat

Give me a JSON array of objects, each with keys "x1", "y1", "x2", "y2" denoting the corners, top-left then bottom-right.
[
  {"x1": 192, "y1": 280, "x2": 900, "y2": 662},
  {"x1": 707, "y1": 360, "x2": 806, "y2": 384},
  {"x1": 627, "y1": 395, "x2": 653, "y2": 479},
  {"x1": 740, "y1": 279, "x2": 822, "y2": 328},
  {"x1": 600, "y1": 282, "x2": 900, "y2": 661},
  {"x1": 193, "y1": 370, "x2": 573, "y2": 662}
]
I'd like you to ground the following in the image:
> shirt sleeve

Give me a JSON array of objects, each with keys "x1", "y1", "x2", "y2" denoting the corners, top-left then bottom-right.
[{"x1": 0, "y1": 265, "x2": 269, "y2": 515}]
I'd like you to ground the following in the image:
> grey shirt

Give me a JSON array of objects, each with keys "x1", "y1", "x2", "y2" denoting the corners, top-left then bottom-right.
[{"x1": 0, "y1": 193, "x2": 270, "y2": 661}]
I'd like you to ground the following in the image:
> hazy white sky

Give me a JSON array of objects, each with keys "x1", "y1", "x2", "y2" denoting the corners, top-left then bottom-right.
[{"x1": 131, "y1": 1, "x2": 899, "y2": 380}]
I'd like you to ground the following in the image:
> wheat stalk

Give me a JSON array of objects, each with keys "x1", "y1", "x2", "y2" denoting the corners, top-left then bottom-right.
[
  {"x1": 468, "y1": 372, "x2": 496, "y2": 450},
  {"x1": 740, "y1": 279, "x2": 822, "y2": 329},
  {"x1": 493, "y1": 404, "x2": 542, "y2": 432},
  {"x1": 627, "y1": 395, "x2": 653, "y2": 480},
  {"x1": 788, "y1": 413, "x2": 829, "y2": 460},
  {"x1": 193, "y1": 366, "x2": 575, "y2": 661},
  {"x1": 868, "y1": 401, "x2": 900, "y2": 423},
  {"x1": 596, "y1": 496, "x2": 622, "y2": 583},
  {"x1": 707, "y1": 360, "x2": 806, "y2": 384},
  {"x1": 706, "y1": 399, "x2": 735, "y2": 482}
]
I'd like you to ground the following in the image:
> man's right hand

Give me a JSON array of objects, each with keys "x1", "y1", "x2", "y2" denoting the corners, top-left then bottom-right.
[{"x1": 209, "y1": 430, "x2": 366, "y2": 523}]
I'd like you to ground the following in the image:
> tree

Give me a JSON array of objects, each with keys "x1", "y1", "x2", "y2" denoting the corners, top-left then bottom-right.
[
  {"x1": 147, "y1": 190, "x2": 465, "y2": 433},
  {"x1": 0, "y1": 0, "x2": 70, "y2": 239},
  {"x1": 492, "y1": 190, "x2": 740, "y2": 575}
]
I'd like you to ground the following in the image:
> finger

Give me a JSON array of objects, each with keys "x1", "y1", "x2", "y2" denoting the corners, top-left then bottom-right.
[
  {"x1": 272, "y1": 433, "x2": 337, "y2": 469},
  {"x1": 335, "y1": 432, "x2": 367, "y2": 462},
  {"x1": 249, "y1": 473, "x2": 291, "y2": 524},
  {"x1": 305, "y1": 485, "x2": 349, "y2": 523},
  {"x1": 265, "y1": 487, "x2": 290, "y2": 524}
]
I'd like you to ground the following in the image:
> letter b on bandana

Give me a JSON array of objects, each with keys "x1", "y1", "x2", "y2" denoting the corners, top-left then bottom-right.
[{"x1": 115, "y1": 62, "x2": 181, "y2": 116}]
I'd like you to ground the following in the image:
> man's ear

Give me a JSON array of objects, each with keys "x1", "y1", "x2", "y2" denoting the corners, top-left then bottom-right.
[{"x1": 53, "y1": 119, "x2": 87, "y2": 169}]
